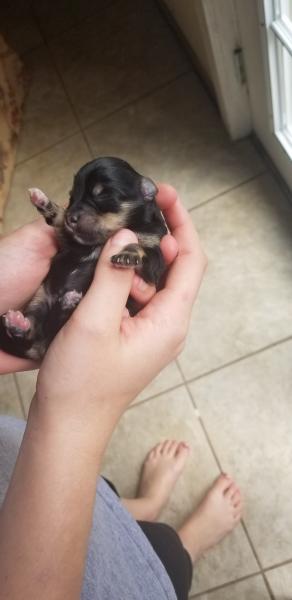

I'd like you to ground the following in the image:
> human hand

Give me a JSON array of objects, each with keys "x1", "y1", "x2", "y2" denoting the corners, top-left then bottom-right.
[
  {"x1": 0, "y1": 219, "x2": 58, "y2": 374},
  {"x1": 36, "y1": 185, "x2": 207, "y2": 426},
  {"x1": 0, "y1": 216, "x2": 164, "y2": 375}
]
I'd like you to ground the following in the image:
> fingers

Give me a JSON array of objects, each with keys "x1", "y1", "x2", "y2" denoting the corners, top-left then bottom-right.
[
  {"x1": 130, "y1": 275, "x2": 156, "y2": 305},
  {"x1": 0, "y1": 350, "x2": 39, "y2": 375},
  {"x1": 160, "y1": 234, "x2": 178, "y2": 265},
  {"x1": 129, "y1": 235, "x2": 178, "y2": 306},
  {"x1": 140, "y1": 184, "x2": 207, "y2": 328},
  {"x1": 73, "y1": 229, "x2": 137, "y2": 332}
]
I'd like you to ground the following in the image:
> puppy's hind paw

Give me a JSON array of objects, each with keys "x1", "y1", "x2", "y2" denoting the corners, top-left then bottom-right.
[
  {"x1": 28, "y1": 188, "x2": 49, "y2": 209},
  {"x1": 111, "y1": 244, "x2": 144, "y2": 269},
  {"x1": 3, "y1": 310, "x2": 31, "y2": 339}
]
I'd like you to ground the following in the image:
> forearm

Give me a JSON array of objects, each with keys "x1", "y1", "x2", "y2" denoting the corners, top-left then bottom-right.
[{"x1": 0, "y1": 393, "x2": 121, "y2": 600}]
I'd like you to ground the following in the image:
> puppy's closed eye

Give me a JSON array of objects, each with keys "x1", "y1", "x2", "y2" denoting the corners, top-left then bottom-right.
[{"x1": 92, "y1": 183, "x2": 103, "y2": 196}]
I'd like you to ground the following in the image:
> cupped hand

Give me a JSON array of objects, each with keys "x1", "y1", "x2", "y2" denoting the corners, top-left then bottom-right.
[
  {"x1": 0, "y1": 213, "x2": 168, "y2": 374},
  {"x1": 36, "y1": 185, "x2": 207, "y2": 423}
]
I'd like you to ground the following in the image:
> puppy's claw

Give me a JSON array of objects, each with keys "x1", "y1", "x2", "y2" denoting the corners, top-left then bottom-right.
[
  {"x1": 111, "y1": 251, "x2": 143, "y2": 268},
  {"x1": 3, "y1": 310, "x2": 31, "y2": 339}
]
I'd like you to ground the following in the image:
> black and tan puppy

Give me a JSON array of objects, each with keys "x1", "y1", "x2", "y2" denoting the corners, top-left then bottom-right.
[{"x1": 0, "y1": 157, "x2": 167, "y2": 360}]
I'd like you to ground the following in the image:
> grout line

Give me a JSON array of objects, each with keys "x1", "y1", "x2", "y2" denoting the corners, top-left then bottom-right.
[
  {"x1": 188, "y1": 169, "x2": 267, "y2": 214},
  {"x1": 82, "y1": 68, "x2": 192, "y2": 134},
  {"x1": 127, "y1": 381, "x2": 186, "y2": 411},
  {"x1": 128, "y1": 333, "x2": 292, "y2": 412},
  {"x1": 15, "y1": 130, "x2": 82, "y2": 168},
  {"x1": 264, "y1": 557, "x2": 292, "y2": 573},
  {"x1": 188, "y1": 570, "x2": 262, "y2": 598},
  {"x1": 251, "y1": 134, "x2": 292, "y2": 207},
  {"x1": 185, "y1": 381, "x2": 222, "y2": 472},
  {"x1": 183, "y1": 334, "x2": 292, "y2": 386},
  {"x1": 239, "y1": 521, "x2": 275, "y2": 599},
  {"x1": 31, "y1": 12, "x2": 94, "y2": 160},
  {"x1": 13, "y1": 373, "x2": 26, "y2": 420},
  {"x1": 30, "y1": 0, "x2": 120, "y2": 46},
  {"x1": 178, "y1": 360, "x2": 275, "y2": 586},
  {"x1": 261, "y1": 572, "x2": 276, "y2": 600}
]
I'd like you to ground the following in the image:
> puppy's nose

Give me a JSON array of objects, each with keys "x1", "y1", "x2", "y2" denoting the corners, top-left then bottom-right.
[{"x1": 67, "y1": 212, "x2": 79, "y2": 226}]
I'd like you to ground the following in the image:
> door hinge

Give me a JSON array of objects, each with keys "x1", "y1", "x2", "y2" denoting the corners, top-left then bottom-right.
[{"x1": 233, "y1": 47, "x2": 246, "y2": 84}]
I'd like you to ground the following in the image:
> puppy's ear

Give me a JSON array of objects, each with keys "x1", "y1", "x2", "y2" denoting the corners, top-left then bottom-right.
[
  {"x1": 141, "y1": 177, "x2": 157, "y2": 201},
  {"x1": 92, "y1": 183, "x2": 103, "y2": 196}
]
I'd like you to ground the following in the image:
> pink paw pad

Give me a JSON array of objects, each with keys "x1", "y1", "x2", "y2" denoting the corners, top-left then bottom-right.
[
  {"x1": 28, "y1": 188, "x2": 49, "y2": 209},
  {"x1": 61, "y1": 290, "x2": 83, "y2": 309},
  {"x1": 3, "y1": 310, "x2": 31, "y2": 338}
]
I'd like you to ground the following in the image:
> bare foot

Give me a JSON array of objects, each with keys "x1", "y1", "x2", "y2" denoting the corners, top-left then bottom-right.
[
  {"x1": 122, "y1": 440, "x2": 190, "y2": 521},
  {"x1": 178, "y1": 474, "x2": 242, "y2": 563}
]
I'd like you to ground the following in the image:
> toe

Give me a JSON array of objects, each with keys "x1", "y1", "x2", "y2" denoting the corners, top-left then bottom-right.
[
  {"x1": 175, "y1": 441, "x2": 190, "y2": 456},
  {"x1": 146, "y1": 443, "x2": 162, "y2": 461},
  {"x1": 214, "y1": 473, "x2": 234, "y2": 494},
  {"x1": 167, "y1": 441, "x2": 180, "y2": 456},
  {"x1": 232, "y1": 489, "x2": 241, "y2": 505},
  {"x1": 225, "y1": 482, "x2": 238, "y2": 501},
  {"x1": 233, "y1": 508, "x2": 242, "y2": 522},
  {"x1": 161, "y1": 440, "x2": 172, "y2": 454}
]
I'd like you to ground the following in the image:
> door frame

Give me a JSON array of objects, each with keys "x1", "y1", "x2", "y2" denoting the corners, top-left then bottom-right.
[{"x1": 235, "y1": 0, "x2": 292, "y2": 191}]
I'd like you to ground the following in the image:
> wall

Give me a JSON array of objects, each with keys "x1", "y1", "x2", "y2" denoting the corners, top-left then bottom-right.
[{"x1": 162, "y1": 0, "x2": 216, "y2": 93}]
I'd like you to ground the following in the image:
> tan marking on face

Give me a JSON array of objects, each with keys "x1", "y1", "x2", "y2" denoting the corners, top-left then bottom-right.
[
  {"x1": 137, "y1": 233, "x2": 161, "y2": 248},
  {"x1": 97, "y1": 210, "x2": 128, "y2": 232}
]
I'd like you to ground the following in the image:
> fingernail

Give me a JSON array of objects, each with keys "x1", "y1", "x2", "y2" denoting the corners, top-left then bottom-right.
[
  {"x1": 133, "y1": 274, "x2": 148, "y2": 291},
  {"x1": 110, "y1": 229, "x2": 137, "y2": 248}
]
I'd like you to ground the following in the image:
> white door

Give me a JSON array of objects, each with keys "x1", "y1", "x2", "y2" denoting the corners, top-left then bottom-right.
[{"x1": 236, "y1": 0, "x2": 292, "y2": 191}]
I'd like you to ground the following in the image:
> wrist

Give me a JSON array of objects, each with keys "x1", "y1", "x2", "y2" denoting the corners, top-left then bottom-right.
[{"x1": 30, "y1": 390, "x2": 123, "y2": 464}]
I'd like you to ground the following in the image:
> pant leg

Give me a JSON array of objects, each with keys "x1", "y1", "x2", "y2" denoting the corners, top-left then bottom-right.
[
  {"x1": 102, "y1": 478, "x2": 193, "y2": 600},
  {"x1": 137, "y1": 521, "x2": 193, "y2": 600}
]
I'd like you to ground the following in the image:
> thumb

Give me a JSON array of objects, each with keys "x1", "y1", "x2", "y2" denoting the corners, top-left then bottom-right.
[{"x1": 75, "y1": 229, "x2": 138, "y2": 332}]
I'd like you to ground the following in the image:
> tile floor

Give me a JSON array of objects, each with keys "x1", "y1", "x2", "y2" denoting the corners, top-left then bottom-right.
[{"x1": 1, "y1": 1, "x2": 292, "y2": 598}]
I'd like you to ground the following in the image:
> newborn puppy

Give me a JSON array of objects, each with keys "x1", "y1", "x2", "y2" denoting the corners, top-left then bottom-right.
[{"x1": 0, "y1": 157, "x2": 167, "y2": 360}]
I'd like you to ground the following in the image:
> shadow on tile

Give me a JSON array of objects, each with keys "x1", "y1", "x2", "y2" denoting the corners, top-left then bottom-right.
[{"x1": 49, "y1": 0, "x2": 190, "y2": 126}]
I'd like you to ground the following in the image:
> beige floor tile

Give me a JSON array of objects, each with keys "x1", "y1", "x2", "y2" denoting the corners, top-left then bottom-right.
[
  {"x1": 16, "y1": 46, "x2": 79, "y2": 163},
  {"x1": 86, "y1": 73, "x2": 265, "y2": 209},
  {"x1": 4, "y1": 134, "x2": 91, "y2": 233},
  {"x1": 49, "y1": 0, "x2": 190, "y2": 127},
  {"x1": 134, "y1": 361, "x2": 183, "y2": 404},
  {"x1": 189, "y1": 339, "x2": 292, "y2": 567},
  {"x1": 178, "y1": 173, "x2": 292, "y2": 380},
  {"x1": 266, "y1": 563, "x2": 292, "y2": 598},
  {"x1": 102, "y1": 387, "x2": 258, "y2": 594},
  {"x1": 33, "y1": 0, "x2": 114, "y2": 41},
  {"x1": 0, "y1": 374, "x2": 23, "y2": 418},
  {"x1": 15, "y1": 370, "x2": 38, "y2": 418},
  {"x1": 191, "y1": 575, "x2": 269, "y2": 600}
]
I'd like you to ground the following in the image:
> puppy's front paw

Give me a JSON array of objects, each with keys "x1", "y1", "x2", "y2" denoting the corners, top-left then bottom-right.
[
  {"x1": 111, "y1": 243, "x2": 145, "y2": 268},
  {"x1": 28, "y1": 188, "x2": 50, "y2": 210},
  {"x1": 3, "y1": 310, "x2": 31, "y2": 339}
]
